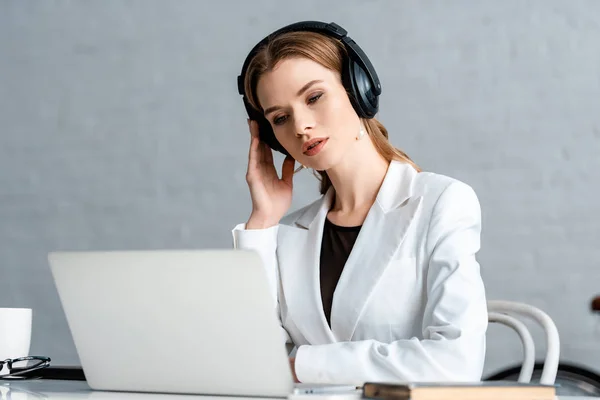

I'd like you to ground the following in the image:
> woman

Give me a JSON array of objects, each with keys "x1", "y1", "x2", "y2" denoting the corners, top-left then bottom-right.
[{"x1": 232, "y1": 21, "x2": 488, "y2": 385}]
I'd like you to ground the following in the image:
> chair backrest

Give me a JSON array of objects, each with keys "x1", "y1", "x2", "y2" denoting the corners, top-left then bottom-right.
[
  {"x1": 487, "y1": 300, "x2": 560, "y2": 385},
  {"x1": 488, "y1": 311, "x2": 535, "y2": 383}
]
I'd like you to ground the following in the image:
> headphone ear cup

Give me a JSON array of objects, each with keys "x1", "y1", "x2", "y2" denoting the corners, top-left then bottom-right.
[
  {"x1": 343, "y1": 59, "x2": 378, "y2": 119},
  {"x1": 257, "y1": 118, "x2": 290, "y2": 156},
  {"x1": 242, "y1": 97, "x2": 290, "y2": 157}
]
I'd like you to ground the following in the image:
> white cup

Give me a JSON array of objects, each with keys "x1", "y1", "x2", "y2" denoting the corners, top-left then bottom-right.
[{"x1": 0, "y1": 308, "x2": 32, "y2": 373}]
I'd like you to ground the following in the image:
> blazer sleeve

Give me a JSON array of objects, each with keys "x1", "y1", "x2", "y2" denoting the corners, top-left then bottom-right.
[
  {"x1": 232, "y1": 223, "x2": 292, "y2": 345},
  {"x1": 294, "y1": 181, "x2": 488, "y2": 384}
]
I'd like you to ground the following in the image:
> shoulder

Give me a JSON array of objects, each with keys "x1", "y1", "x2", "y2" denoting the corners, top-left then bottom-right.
[
  {"x1": 412, "y1": 171, "x2": 483, "y2": 261},
  {"x1": 412, "y1": 170, "x2": 480, "y2": 212},
  {"x1": 381, "y1": 161, "x2": 478, "y2": 212},
  {"x1": 412, "y1": 171, "x2": 482, "y2": 252}
]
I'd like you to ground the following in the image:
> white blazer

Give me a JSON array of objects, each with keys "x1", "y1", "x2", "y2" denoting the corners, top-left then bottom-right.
[{"x1": 232, "y1": 161, "x2": 488, "y2": 385}]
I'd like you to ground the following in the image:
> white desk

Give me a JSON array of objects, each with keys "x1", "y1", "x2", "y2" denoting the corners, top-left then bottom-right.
[
  {"x1": 1, "y1": 380, "x2": 598, "y2": 400},
  {"x1": 4, "y1": 380, "x2": 279, "y2": 400},
  {"x1": 2, "y1": 380, "x2": 357, "y2": 400}
]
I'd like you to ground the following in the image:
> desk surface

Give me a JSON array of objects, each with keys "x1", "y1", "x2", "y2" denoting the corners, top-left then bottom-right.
[
  {"x1": 1, "y1": 380, "x2": 598, "y2": 400},
  {"x1": 3, "y1": 380, "x2": 356, "y2": 400},
  {"x1": 0, "y1": 380, "x2": 600, "y2": 400}
]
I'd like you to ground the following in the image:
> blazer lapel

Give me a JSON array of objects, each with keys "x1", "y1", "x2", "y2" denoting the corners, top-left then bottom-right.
[
  {"x1": 330, "y1": 161, "x2": 423, "y2": 342},
  {"x1": 278, "y1": 189, "x2": 337, "y2": 344}
]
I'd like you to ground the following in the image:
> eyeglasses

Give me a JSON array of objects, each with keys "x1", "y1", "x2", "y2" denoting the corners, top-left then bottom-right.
[{"x1": 0, "y1": 356, "x2": 51, "y2": 380}]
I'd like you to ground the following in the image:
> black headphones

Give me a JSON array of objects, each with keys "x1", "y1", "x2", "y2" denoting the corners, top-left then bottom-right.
[{"x1": 237, "y1": 21, "x2": 382, "y2": 156}]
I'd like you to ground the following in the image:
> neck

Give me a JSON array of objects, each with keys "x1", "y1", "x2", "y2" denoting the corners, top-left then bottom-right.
[{"x1": 326, "y1": 135, "x2": 390, "y2": 214}]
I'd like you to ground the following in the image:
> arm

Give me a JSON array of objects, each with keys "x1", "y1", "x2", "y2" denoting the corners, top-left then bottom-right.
[
  {"x1": 232, "y1": 223, "x2": 293, "y2": 346},
  {"x1": 294, "y1": 181, "x2": 488, "y2": 384}
]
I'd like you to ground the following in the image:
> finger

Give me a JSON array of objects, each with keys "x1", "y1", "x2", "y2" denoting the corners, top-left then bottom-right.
[
  {"x1": 255, "y1": 139, "x2": 266, "y2": 166},
  {"x1": 249, "y1": 120, "x2": 259, "y2": 138},
  {"x1": 281, "y1": 155, "x2": 295, "y2": 186},
  {"x1": 248, "y1": 136, "x2": 260, "y2": 172},
  {"x1": 263, "y1": 142, "x2": 274, "y2": 165},
  {"x1": 259, "y1": 140, "x2": 272, "y2": 167},
  {"x1": 248, "y1": 120, "x2": 263, "y2": 166},
  {"x1": 249, "y1": 120, "x2": 268, "y2": 165}
]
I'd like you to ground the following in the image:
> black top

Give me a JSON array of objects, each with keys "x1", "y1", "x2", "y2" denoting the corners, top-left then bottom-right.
[{"x1": 319, "y1": 217, "x2": 362, "y2": 327}]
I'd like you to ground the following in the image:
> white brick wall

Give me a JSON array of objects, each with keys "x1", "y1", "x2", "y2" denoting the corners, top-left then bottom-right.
[{"x1": 1, "y1": 0, "x2": 599, "y2": 376}]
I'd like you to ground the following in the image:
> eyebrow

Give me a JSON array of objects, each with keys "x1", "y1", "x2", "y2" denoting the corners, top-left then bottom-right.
[{"x1": 263, "y1": 79, "x2": 324, "y2": 116}]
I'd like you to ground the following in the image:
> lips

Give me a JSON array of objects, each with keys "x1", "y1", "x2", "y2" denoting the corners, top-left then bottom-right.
[
  {"x1": 302, "y1": 138, "x2": 328, "y2": 157},
  {"x1": 302, "y1": 138, "x2": 328, "y2": 154}
]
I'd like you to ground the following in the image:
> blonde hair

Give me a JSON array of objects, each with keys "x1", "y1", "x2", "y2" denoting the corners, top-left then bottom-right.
[{"x1": 244, "y1": 31, "x2": 421, "y2": 195}]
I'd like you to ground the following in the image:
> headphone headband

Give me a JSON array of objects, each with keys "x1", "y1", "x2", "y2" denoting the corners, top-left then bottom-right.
[{"x1": 237, "y1": 21, "x2": 381, "y2": 98}]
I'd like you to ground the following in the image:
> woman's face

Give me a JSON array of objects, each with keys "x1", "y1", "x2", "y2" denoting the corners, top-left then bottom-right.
[{"x1": 256, "y1": 57, "x2": 361, "y2": 171}]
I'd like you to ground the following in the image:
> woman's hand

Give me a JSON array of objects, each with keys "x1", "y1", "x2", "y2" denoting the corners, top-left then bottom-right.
[{"x1": 245, "y1": 120, "x2": 296, "y2": 229}]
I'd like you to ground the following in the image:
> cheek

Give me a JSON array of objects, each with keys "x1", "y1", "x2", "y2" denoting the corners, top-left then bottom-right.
[
  {"x1": 272, "y1": 126, "x2": 291, "y2": 144},
  {"x1": 325, "y1": 95, "x2": 359, "y2": 139},
  {"x1": 273, "y1": 127, "x2": 302, "y2": 157}
]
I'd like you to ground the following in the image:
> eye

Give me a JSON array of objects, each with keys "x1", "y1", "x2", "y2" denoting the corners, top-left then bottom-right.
[
  {"x1": 308, "y1": 93, "x2": 323, "y2": 104},
  {"x1": 273, "y1": 115, "x2": 288, "y2": 126}
]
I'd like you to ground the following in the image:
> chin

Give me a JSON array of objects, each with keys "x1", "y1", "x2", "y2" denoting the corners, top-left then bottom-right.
[{"x1": 302, "y1": 153, "x2": 340, "y2": 172}]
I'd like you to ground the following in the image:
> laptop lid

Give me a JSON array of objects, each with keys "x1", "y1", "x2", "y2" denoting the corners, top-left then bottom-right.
[{"x1": 48, "y1": 249, "x2": 294, "y2": 397}]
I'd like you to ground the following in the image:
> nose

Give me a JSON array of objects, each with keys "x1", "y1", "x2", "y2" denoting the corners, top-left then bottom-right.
[{"x1": 293, "y1": 108, "x2": 316, "y2": 138}]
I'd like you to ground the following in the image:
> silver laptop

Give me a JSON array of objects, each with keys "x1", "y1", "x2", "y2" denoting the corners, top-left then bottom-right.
[{"x1": 48, "y1": 249, "x2": 356, "y2": 398}]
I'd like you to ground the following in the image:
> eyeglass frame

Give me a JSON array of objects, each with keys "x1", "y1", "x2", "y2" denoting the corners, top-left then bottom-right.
[{"x1": 0, "y1": 356, "x2": 51, "y2": 380}]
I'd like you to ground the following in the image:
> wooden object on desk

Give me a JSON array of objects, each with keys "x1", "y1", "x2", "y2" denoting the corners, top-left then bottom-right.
[{"x1": 362, "y1": 381, "x2": 556, "y2": 400}]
